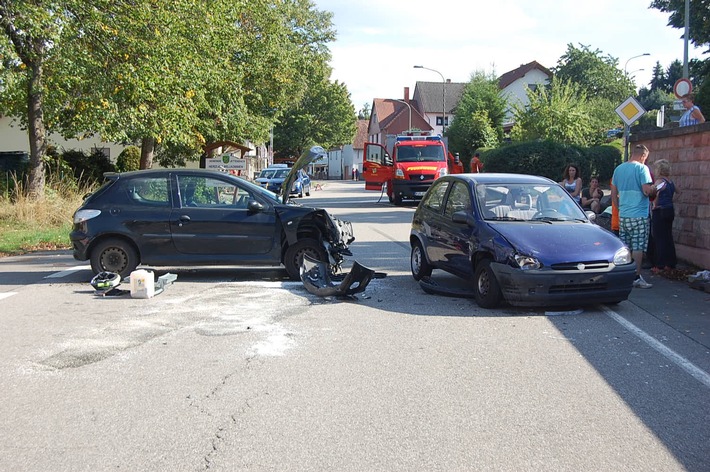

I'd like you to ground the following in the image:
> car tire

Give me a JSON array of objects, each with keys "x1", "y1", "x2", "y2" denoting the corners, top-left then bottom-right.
[
  {"x1": 473, "y1": 259, "x2": 502, "y2": 308},
  {"x1": 284, "y1": 238, "x2": 328, "y2": 280},
  {"x1": 410, "y1": 240, "x2": 432, "y2": 281},
  {"x1": 90, "y1": 238, "x2": 139, "y2": 279},
  {"x1": 305, "y1": 184, "x2": 310, "y2": 197},
  {"x1": 393, "y1": 193, "x2": 402, "y2": 206}
]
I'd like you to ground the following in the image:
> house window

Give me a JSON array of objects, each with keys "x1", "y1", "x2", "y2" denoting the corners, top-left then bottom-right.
[{"x1": 436, "y1": 116, "x2": 449, "y2": 126}]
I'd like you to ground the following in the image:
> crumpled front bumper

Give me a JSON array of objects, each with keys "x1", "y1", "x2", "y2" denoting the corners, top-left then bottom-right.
[{"x1": 300, "y1": 255, "x2": 375, "y2": 297}]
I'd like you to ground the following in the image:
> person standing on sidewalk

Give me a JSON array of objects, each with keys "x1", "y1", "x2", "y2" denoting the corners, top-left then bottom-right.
[
  {"x1": 651, "y1": 159, "x2": 679, "y2": 273},
  {"x1": 611, "y1": 144, "x2": 657, "y2": 289}
]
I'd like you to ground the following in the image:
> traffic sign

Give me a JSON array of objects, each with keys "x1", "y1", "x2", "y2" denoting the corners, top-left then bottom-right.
[
  {"x1": 673, "y1": 78, "x2": 692, "y2": 99},
  {"x1": 615, "y1": 96, "x2": 646, "y2": 126}
]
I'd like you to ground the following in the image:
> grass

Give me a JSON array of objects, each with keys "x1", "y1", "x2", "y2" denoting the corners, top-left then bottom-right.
[{"x1": 0, "y1": 171, "x2": 95, "y2": 256}]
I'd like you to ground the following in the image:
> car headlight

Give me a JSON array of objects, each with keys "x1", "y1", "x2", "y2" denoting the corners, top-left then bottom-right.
[
  {"x1": 395, "y1": 168, "x2": 405, "y2": 179},
  {"x1": 613, "y1": 247, "x2": 632, "y2": 265},
  {"x1": 438, "y1": 168, "x2": 448, "y2": 178},
  {"x1": 514, "y1": 254, "x2": 541, "y2": 270}
]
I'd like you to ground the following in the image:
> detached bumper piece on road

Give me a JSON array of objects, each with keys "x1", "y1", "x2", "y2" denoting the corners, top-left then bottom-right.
[{"x1": 300, "y1": 255, "x2": 381, "y2": 298}]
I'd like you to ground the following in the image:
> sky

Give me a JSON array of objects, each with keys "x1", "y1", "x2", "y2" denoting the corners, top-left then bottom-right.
[{"x1": 312, "y1": 0, "x2": 706, "y2": 111}]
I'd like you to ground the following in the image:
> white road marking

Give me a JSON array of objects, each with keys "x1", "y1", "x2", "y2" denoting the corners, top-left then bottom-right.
[
  {"x1": 0, "y1": 292, "x2": 17, "y2": 301},
  {"x1": 44, "y1": 265, "x2": 91, "y2": 278},
  {"x1": 602, "y1": 305, "x2": 710, "y2": 389}
]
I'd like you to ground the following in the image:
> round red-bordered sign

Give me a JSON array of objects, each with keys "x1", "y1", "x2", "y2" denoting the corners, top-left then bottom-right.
[{"x1": 674, "y1": 78, "x2": 692, "y2": 99}]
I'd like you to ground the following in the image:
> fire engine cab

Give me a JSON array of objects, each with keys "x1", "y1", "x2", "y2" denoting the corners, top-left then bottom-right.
[{"x1": 363, "y1": 132, "x2": 457, "y2": 205}]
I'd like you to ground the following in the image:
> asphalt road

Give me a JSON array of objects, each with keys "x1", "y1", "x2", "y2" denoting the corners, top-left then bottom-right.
[{"x1": 0, "y1": 180, "x2": 708, "y2": 471}]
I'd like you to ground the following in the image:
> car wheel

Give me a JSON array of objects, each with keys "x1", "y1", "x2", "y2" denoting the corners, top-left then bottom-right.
[
  {"x1": 393, "y1": 193, "x2": 402, "y2": 206},
  {"x1": 410, "y1": 240, "x2": 432, "y2": 281},
  {"x1": 90, "y1": 238, "x2": 139, "y2": 279},
  {"x1": 284, "y1": 238, "x2": 328, "y2": 280},
  {"x1": 305, "y1": 184, "x2": 310, "y2": 197},
  {"x1": 473, "y1": 259, "x2": 502, "y2": 308}
]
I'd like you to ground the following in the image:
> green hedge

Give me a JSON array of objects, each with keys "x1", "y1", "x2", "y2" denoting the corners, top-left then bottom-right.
[{"x1": 480, "y1": 140, "x2": 621, "y2": 186}]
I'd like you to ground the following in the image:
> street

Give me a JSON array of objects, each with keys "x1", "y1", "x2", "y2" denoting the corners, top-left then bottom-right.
[{"x1": 1, "y1": 180, "x2": 709, "y2": 471}]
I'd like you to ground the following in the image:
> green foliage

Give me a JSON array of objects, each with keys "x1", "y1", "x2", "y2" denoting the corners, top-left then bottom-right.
[
  {"x1": 274, "y1": 76, "x2": 357, "y2": 158},
  {"x1": 59, "y1": 149, "x2": 115, "y2": 185},
  {"x1": 510, "y1": 77, "x2": 611, "y2": 146},
  {"x1": 115, "y1": 146, "x2": 141, "y2": 172},
  {"x1": 553, "y1": 43, "x2": 635, "y2": 104},
  {"x1": 650, "y1": 0, "x2": 710, "y2": 52},
  {"x1": 482, "y1": 140, "x2": 620, "y2": 184},
  {"x1": 637, "y1": 87, "x2": 676, "y2": 112},
  {"x1": 446, "y1": 71, "x2": 506, "y2": 158}
]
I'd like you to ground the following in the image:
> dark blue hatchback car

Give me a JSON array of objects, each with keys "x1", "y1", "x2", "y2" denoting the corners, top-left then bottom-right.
[{"x1": 410, "y1": 173, "x2": 636, "y2": 308}]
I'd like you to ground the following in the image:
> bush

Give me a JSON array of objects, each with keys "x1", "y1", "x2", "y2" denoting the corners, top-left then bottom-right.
[
  {"x1": 116, "y1": 146, "x2": 141, "y2": 172},
  {"x1": 481, "y1": 140, "x2": 621, "y2": 185},
  {"x1": 60, "y1": 149, "x2": 115, "y2": 185}
]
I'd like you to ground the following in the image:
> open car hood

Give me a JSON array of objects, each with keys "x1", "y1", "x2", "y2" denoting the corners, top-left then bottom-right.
[{"x1": 281, "y1": 145, "x2": 325, "y2": 204}]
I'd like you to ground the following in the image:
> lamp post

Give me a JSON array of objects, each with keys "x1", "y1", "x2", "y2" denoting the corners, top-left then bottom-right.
[
  {"x1": 623, "y1": 53, "x2": 650, "y2": 161},
  {"x1": 413, "y1": 65, "x2": 446, "y2": 134},
  {"x1": 392, "y1": 99, "x2": 412, "y2": 132}
]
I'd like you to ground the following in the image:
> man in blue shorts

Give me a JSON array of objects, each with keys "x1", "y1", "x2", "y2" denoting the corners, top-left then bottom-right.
[{"x1": 611, "y1": 144, "x2": 657, "y2": 288}]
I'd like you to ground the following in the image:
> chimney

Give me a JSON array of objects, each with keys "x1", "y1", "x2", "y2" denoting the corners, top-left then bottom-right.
[{"x1": 404, "y1": 87, "x2": 410, "y2": 102}]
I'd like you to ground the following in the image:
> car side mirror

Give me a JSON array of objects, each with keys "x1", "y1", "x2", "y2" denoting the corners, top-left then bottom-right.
[
  {"x1": 585, "y1": 210, "x2": 596, "y2": 222},
  {"x1": 452, "y1": 210, "x2": 475, "y2": 227},
  {"x1": 384, "y1": 153, "x2": 393, "y2": 166},
  {"x1": 247, "y1": 200, "x2": 264, "y2": 213}
]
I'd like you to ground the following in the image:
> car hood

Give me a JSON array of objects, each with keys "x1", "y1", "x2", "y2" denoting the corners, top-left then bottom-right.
[
  {"x1": 281, "y1": 145, "x2": 324, "y2": 204},
  {"x1": 489, "y1": 222, "x2": 624, "y2": 264}
]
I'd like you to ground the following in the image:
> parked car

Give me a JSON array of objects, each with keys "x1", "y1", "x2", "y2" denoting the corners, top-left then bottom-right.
[
  {"x1": 409, "y1": 173, "x2": 636, "y2": 308},
  {"x1": 70, "y1": 148, "x2": 353, "y2": 280},
  {"x1": 256, "y1": 165, "x2": 311, "y2": 197}
]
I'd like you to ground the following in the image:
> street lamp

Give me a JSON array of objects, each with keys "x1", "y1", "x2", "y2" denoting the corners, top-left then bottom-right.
[
  {"x1": 392, "y1": 99, "x2": 412, "y2": 132},
  {"x1": 622, "y1": 53, "x2": 650, "y2": 161},
  {"x1": 624, "y1": 53, "x2": 650, "y2": 75},
  {"x1": 413, "y1": 65, "x2": 446, "y2": 134}
]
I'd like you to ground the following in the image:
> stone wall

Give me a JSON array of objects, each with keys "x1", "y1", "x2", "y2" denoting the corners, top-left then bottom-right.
[{"x1": 631, "y1": 122, "x2": 710, "y2": 269}]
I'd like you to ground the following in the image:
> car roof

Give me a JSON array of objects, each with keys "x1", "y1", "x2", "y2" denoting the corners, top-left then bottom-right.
[
  {"x1": 104, "y1": 169, "x2": 237, "y2": 180},
  {"x1": 446, "y1": 173, "x2": 556, "y2": 185}
]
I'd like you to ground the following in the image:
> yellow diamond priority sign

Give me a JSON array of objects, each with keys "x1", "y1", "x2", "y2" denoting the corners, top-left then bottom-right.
[{"x1": 615, "y1": 96, "x2": 646, "y2": 126}]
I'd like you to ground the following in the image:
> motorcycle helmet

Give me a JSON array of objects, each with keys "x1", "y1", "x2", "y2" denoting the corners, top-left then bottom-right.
[{"x1": 91, "y1": 271, "x2": 121, "y2": 291}]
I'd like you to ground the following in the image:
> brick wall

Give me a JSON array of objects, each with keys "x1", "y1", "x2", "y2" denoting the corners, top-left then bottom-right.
[{"x1": 631, "y1": 122, "x2": 710, "y2": 270}]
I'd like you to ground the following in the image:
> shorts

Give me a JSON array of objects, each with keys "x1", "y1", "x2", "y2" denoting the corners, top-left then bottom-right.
[{"x1": 619, "y1": 217, "x2": 650, "y2": 251}]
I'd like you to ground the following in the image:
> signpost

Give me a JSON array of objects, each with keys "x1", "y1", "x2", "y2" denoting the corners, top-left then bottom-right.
[
  {"x1": 616, "y1": 96, "x2": 646, "y2": 161},
  {"x1": 204, "y1": 154, "x2": 247, "y2": 171}
]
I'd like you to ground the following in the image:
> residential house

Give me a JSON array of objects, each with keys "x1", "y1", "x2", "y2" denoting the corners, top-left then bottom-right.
[
  {"x1": 367, "y1": 87, "x2": 433, "y2": 145},
  {"x1": 497, "y1": 60, "x2": 553, "y2": 132},
  {"x1": 410, "y1": 81, "x2": 467, "y2": 136}
]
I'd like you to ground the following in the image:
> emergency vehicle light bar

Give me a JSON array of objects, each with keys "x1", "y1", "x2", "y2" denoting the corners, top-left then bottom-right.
[{"x1": 396, "y1": 135, "x2": 441, "y2": 142}]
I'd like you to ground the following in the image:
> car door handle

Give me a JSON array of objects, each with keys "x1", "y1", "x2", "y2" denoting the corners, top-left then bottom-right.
[{"x1": 178, "y1": 215, "x2": 191, "y2": 227}]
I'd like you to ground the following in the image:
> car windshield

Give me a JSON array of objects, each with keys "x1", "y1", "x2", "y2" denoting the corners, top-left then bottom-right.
[
  {"x1": 396, "y1": 145, "x2": 445, "y2": 162},
  {"x1": 475, "y1": 183, "x2": 587, "y2": 222},
  {"x1": 274, "y1": 169, "x2": 290, "y2": 179},
  {"x1": 258, "y1": 169, "x2": 277, "y2": 179}
]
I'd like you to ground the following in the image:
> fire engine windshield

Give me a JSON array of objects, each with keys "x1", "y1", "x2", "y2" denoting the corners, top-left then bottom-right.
[{"x1": 396, "y1": 145, "x2": 445, "y2": 162}]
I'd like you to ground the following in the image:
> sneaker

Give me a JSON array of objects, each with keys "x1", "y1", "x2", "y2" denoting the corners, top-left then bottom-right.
[{"x1": 633, "y1": 275, "x2": 653, "y2": 289}]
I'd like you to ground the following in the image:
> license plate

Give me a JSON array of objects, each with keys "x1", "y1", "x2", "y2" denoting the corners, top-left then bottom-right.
[{"x1": 414, "y1": 191, "x2": 425, "y2": 197}]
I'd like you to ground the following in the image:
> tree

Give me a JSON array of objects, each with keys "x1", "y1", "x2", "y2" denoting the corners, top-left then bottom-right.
[
  {"x1": 358, "y1": 103, "x2": 371, "y2": 120},
  {"x1": 553, "y1": 43, "x2": 635, "y2": 103},
  {"x1": 273, "y1": 75, "x2": 357, "y2": 158},
  {"x1": 650, "y1": 0, "x2": 710, "y2": 52},
  {"x1": 0, "y1": 0, "x2": 336, "y2": 197},
  {"x1": 665, "y1": 59, "x2": 684, "y2": 92},
  {"x1": 511, "y1": 76, "x2": 606, "y2": 147},
  {"x1": 446, "y1": 70, "x2": 506, "y2": 158},
  {"x1": 649, "y1": 61, "x2": 667, "y2": 91}
]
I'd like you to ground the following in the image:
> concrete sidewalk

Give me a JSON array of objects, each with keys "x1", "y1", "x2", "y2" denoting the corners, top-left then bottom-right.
[{"x1": 624, "y1": 266, "x2": 709, "y2": 348}]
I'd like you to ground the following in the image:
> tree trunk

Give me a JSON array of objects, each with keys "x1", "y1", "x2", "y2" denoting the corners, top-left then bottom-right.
[
  {"x1": 26, "y1": 62, "x2": 47, "y2": 199},
  {"x1": 140, "y1": 137, "x2": 155, "y2": 169}
]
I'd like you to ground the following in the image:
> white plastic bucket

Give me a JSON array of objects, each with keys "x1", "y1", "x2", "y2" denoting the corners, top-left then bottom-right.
[{"x1": 130, "y1": 269, "x2": 155, "y2": 299}]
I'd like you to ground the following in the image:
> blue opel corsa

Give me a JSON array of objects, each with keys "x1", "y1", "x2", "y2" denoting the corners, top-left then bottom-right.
[{"x1": 410, "y1": 173, "x2": 636, "y2": 308}]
